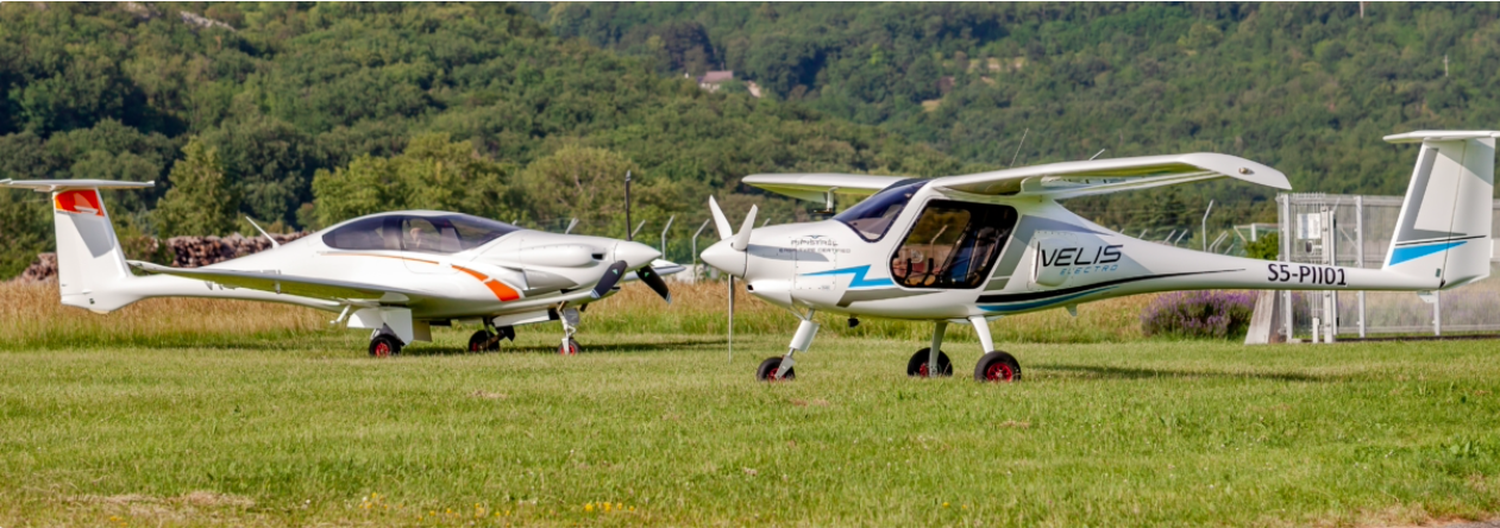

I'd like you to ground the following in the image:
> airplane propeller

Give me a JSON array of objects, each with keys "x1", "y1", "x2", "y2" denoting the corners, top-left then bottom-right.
[
  {"x1": 636, "y1": 264, "x2": 672, "y2": 303},
  {"x1": 707, "y1": 196, "x2": 758, "y2": 362},
  {"x1": 591, "y1": 261, "x2": 629, "y2": 299}
]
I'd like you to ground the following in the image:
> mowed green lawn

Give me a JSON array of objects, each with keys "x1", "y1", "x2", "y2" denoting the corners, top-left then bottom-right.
[{"x1": 1, "y1": 330, "x2": 1498, "y2": 527}]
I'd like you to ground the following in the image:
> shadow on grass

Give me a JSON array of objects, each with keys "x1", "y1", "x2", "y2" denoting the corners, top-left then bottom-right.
[
  {"x1": 1040, "y1": 363, "x2": 1345, "y2": 382},
  {"x1": 398, "y1": 338, "x2": 725, "y2": 357}
]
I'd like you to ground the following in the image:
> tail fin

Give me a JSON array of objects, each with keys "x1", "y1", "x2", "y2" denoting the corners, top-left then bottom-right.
[
  {"x1": 1381, "y1": 131, "x2": 1497, "y2": 289},
  {"x1": 1, "y1": 179, "x2": 154, "y2": 312}
]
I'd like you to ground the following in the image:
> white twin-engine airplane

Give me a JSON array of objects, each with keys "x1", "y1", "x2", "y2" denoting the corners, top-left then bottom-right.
[
  {"x1": 2, "y1": 178, "x2": 680, "y2": 356},
  {"x1": 702, "y1": 131, "x2": 1498, "y2": 383}
]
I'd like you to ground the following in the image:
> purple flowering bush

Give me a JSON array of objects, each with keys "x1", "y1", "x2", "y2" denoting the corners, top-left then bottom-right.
[{"x1": 1140, "y1": 290, "x2": 1257, "y2": 339}]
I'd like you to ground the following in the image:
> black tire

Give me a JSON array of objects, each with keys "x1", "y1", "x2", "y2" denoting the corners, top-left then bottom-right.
[
  {"x1": 906, "y1": 348, "x2": 953, "y2": 378},
  {"x1": 468, "y1": 330, "x2": 497, "y2": 353},
  {"x1": 756, "y1": 357, "x2": 795, "y2": 382},
  {"x1": 369, "y1": 334, "x2": 402, "y2": 358},
  {"x1": 558, "y1": 338, "x2": 580, "y2": 356},
  {"x1": 973, "y1": 351, "x2": 1021, "y2": 382}
]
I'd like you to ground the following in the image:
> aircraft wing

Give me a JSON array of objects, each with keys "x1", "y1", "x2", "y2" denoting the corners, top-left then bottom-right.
[
  {"x1": 930, "y1": 153, "x2": 1290, "y2": 199},
  {"x1": 129, "y1": 261, "x2": 432, "y2": 305},
  {"x1": 742, "y1": 173, "x2": 909, "y2": 202}
]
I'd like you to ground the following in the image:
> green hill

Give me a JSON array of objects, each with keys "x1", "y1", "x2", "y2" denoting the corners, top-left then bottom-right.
[
  {"x1": 0, "y1": 2, "x2": 972, "y2": 277},
  {"x1": 536, "y1": 2, "x2": 1500, "y2": 234}
]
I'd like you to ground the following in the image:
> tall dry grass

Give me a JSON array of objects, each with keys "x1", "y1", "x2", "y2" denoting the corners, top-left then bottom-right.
[
  {"x1": 0, "y1": 282, "x2": 328, "y2": 349},
  {"x1": 0, "y1": 280, "x2": 1155, "y2": 349}
]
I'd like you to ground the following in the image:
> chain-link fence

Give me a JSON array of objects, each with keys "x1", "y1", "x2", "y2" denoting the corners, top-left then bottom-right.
[{"x1": 1276, "y1": 193, "x2": 1500, "y2": 339}]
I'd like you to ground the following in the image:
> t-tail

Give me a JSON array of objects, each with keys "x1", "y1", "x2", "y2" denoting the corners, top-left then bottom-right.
[
  {"x1": 1, "y1": 179, "x2": 153, "y2": 313},
  {"x1": 1379, "y1": 131, "x2": 1497, "y2": 290}
]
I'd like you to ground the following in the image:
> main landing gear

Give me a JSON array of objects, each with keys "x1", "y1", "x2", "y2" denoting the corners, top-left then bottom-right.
[
  {"x1": 369, "y1": 332, "x2": 402, "y2": 357},
  {"x1": 753, "y1": 313, "x2": 1022, "y2": 383},
  {"x1": 468, "y1": 325, "x2": 515, "y2": 352}
]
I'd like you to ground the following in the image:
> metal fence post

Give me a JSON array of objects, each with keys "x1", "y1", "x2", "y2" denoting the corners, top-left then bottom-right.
[
  {"x1": 1355, "y1": 196, "x2": 1366, "y2": 338},
  {"x1": 1279, "y1": 193, "x2": 1293, "y2": 341},
  {"x1": 659, "y1": 215, "x2": 675, "y2": 262},
  {"x1": 691, "y1": 219, "x2": 711, "y2": 283}
]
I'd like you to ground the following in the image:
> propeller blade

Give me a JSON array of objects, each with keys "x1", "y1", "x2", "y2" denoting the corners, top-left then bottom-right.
[
  {"x1": 637, "y1": 265, "x2": 672, "y2": 303},
  {"x1": 709, "y1": 196, "x2": 733, "y2": 241},
  {"x1": 731, "y1": 205, "x2": 757, "y2": 251},
  {"x1": 591, "y1": 260, "x2": 629, "y2": 299}
]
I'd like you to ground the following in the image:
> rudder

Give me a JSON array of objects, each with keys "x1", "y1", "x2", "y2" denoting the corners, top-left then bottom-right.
[
  {"x1": 2, "y1": 179, "x2": 154, "y2": 312},
  {"x1": 1381, "y1": 131, "x2": 1497, "y2": 289}
]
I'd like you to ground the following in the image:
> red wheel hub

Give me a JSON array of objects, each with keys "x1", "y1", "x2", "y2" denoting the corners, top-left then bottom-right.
[
  {"x1": 917, "y1": 363, "x2": 930, "y2": 378},
  {"x1": 985, "y1": 363, "x2": 1014, "y2": 382},
  {"x1": 374, "y1": 342, "x2": 391, "y2": 357}
]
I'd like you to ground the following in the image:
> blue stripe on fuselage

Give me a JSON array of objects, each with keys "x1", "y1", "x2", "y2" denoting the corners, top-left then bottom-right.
[
  {"x1": 799, "y1": 265, "x2": 895, "y2": 289},
  {"x1": 1388, "y1": 241, "x2": 1466, "y2": 266}
]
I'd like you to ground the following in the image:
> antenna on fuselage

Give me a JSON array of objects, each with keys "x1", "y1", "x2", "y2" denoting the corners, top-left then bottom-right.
[{"x1": 244, "y1": 216, "x2": 280, "y2": 249}]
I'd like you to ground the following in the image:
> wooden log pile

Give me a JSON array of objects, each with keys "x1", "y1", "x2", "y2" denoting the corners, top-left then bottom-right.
[
  {"x1": 11, "y1": 233, "x2": 308, "y2": 283},
  {"x1": 165, "y1": 233, "x2": 307, "y2": 268}
]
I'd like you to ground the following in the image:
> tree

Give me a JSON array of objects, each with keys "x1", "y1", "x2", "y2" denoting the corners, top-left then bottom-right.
[
  {"x1": 153, "y1": 138, "x2": 239, "y2": 237},
  {"x1": 515, "y1": 145, "x2": 639, "y2": 233},
  {"x1": 311, "y1": 133, "x2": 515, "y2": 227}
]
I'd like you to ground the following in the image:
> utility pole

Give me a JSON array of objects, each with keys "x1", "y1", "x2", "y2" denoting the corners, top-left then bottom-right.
[
  {"x1": 1444, "y1": 54, "x2": 1449, "y2": 77},
  {"x1": 1009, "y1": 128, "x2": 1030, "y2": 167},
  {"x1": 624, "y1": 170, "x2": 633, "y2": 240},
  {"x1": 1201, "y1": 200, "x2": 1215, "y2": 252}
]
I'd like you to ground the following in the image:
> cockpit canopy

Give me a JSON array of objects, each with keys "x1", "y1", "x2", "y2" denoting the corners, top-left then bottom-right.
[
  {"x1": 833, "y1": 180, "x2": 925, "y2": 241},
  {"x1": 322, "y1": 213, "x2": 521, "y2": 253}
]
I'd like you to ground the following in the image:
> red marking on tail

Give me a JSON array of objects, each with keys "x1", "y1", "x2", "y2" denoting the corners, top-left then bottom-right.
[{"x1": 54, "y1": 189, "x2": 104, "y2": 217}]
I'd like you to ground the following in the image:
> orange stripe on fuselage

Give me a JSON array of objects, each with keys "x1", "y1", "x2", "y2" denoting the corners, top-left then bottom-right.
[
  {"x1": 452, "y1": 265, "x2": 522, "y2": 302},
  {"x1": 326, "y1": 253, "x2": 521, "y2": 302}
]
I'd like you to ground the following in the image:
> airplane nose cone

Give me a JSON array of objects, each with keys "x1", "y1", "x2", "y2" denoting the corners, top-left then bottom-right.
[
  {"x1": 700, "y1": 239, "x2": 746, "y2": 277},
  {"x1": 612, "y1": 241, "x2": 661, "y2": 268}
]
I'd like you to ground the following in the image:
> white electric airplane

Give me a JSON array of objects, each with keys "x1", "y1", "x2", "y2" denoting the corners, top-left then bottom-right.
[
  {"x1": 2, "y1": 179, "x2": 679, "y2": 356},
  {"x1": 701, "y1": 131, "x2": 1497, "y2": 382}
]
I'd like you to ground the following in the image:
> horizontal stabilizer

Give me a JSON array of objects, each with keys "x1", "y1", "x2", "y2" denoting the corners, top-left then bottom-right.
[{"x1": 1, "y1": 179, "x2": 155, "y2": 192}]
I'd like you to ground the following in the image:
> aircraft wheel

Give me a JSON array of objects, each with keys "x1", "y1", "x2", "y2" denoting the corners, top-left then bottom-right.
[
  {"x1": 974, "y1": 351, "x2": 1021, "y2": 383},
  {"x1": 369, "y1": 335, "x2": 402, "y2": 358},
  {"x1": 468, "y1": 330, "x2": 498, "y2": 353},
  {"x1": 756, "y1": 357, "x2": 795, "y2": 382},
  {"x1": 906, "y1": 348, "x2": 953, "y2": 378},
  {"x1": 558, "y1": 338, "x2": 580, "y2": 356}
]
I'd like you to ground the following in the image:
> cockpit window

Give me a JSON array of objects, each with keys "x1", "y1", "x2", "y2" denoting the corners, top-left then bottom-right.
[
  {"x1": 833, "y1": 181, "x2": 924, "y2": 241},
  {"x1": 323, "y1": 213, "x2": 520, "y2": 253}
]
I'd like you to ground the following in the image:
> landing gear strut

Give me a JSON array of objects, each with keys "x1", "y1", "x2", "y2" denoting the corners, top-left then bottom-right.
[
  {"x1": 908, "y1": 321, "x2": 953, "y2": 378},
  {"x1": 967, "y1": 315, "x2": 1021, "y2": 383},
  {"x1": 559, "y1": 307, "x2": 582, "y2": 355},
  {"x1": 757, "y1": 309, "x2": 818, "y2": 382}
]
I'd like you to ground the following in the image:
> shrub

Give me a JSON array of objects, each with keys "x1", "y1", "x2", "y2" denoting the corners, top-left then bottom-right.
[{"x1": 1140, "y1": 290, "x2": 1256, "y2": 339}]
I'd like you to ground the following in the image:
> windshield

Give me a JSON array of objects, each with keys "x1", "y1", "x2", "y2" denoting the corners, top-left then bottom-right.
[
  {"x1": 833, "y1": 181, "x2": 924, "y2": 241},
  {"x1": 323, "y1": 213, "x2": 521, "y2": 253}
]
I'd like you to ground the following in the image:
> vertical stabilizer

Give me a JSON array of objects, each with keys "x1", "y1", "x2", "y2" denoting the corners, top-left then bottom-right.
[
  {"x1": 1380, "y1": 131, "x2": 1498, "y2": 289},
  {"x1": 1, "y1": 179, "x2": 154, "y2": 312}
]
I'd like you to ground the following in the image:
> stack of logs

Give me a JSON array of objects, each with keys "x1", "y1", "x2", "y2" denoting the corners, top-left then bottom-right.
[{"x1": 12, "y1": 233, "x2": 308, "y2": 283}]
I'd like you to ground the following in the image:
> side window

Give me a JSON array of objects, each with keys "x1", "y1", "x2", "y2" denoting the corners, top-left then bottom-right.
[
  {"x1": 890, "y1": 200, "x2": 1018, "y2": 289},
  {"x1": 402, "y1": 218, "x2": 443, "y2": 253},
  {"x1": 323, "y1": 216, "x2": 398, "y2": 251}
]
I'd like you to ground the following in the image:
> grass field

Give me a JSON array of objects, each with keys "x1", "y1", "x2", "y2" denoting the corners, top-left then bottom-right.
[{"x1": 2, "y1": 282, "x2": 1499, "y2": 527}]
